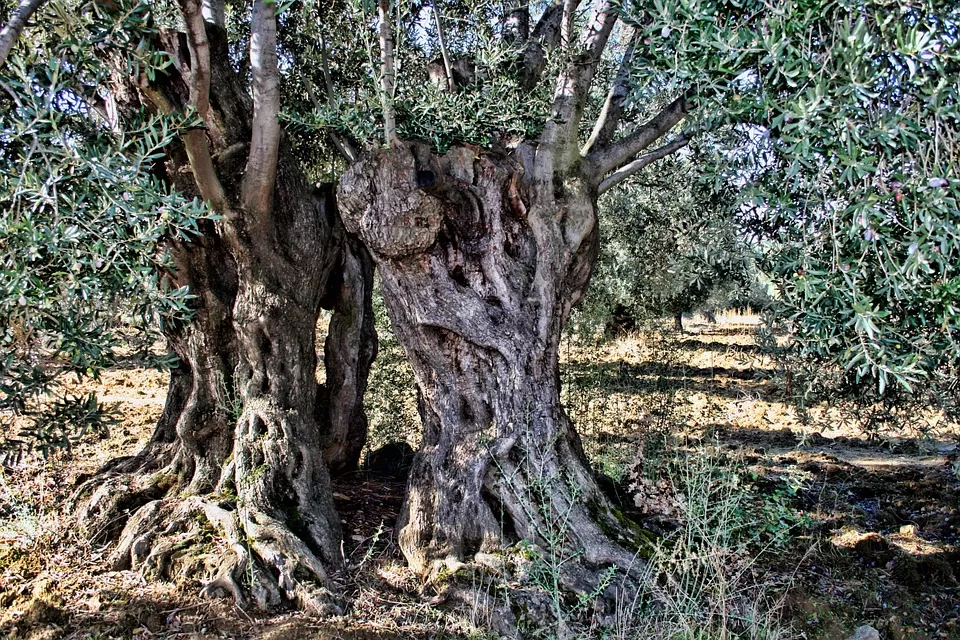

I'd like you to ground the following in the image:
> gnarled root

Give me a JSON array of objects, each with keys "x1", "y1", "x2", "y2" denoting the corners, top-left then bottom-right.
[
  {"x1": 420, "y1": 549, "x2": 643, "y2": 640},
  {"x1": 99, "y1": 493, "x2": 345, "y2": 615}
]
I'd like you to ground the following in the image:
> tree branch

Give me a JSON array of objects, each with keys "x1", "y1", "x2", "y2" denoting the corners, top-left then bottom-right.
[
  {"x1": 377, "y1": 0, "x2": 398, "y2": 146},
  {"x1": 520, "y1": 2, "x2": 562, "y2": 90},
  {"x1": 180, "y1": 0, "x2": 213, "y2": 125},
  {"x1": 537, "y1": 0, "x2": 618, "y2": 176},
  {"x1": 430, "y1": 0, "x2": 455, "y2": 92},
  {"x1": 597, "y1": 135, "x2": 689, "y2": 195},
  {"x1": 581, "y1": 28, "x2": 638, "y2": 155},
  {"x1": 586, "y1": 93, "x2": 688, "y2": 178},
  {"x1": 242, "y1": 0, "x2": 281, "y2": 219},
  {"x1": 177, "y1": 0, "x2": 228, "y2": 212},
  {"x1": 201, "y1": 0, "x2": 225, "y2": 28},
  {"x1": 503, "y1": 2, "x2": 529, "y2": 47},
  {"x1": 560, "y1": 0, "x2": 581, "y2": 50},
  {"x1": 0, "y1": 0, "x2": 47, "y2": 68}
]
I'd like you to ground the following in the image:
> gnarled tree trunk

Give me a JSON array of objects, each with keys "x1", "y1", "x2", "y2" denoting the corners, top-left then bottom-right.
[
  {"x1": 73, "y1": 17, "x2": 375, "y2": 614},
  {"x1": 339, "y1": 143, "x2": 644, "y2": 585}
]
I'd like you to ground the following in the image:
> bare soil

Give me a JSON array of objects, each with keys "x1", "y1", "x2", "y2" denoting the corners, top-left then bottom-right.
[{"x1": 1, "y1": 317, "x2": 958, "y2": 639}]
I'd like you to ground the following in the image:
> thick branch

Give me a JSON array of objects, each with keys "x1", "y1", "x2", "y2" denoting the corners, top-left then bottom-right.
[
  {"x1": 503, "y1": 2, "x2": 529, "y2": 47},
  {"x1": 587, "y1": 93, "x2": 688, "y2": 177},
  {"x1": 242, "y1": 0, "x2": 281, "y2": 219},
  {"x1": 581, "y1": 28, "x2": 638, "y2": 155},
  {"x1": 0, "y1": 0, "x2": 45, "y2": 68},
  {"x1": 597, "y1": 135, "x2": 689, "y2": 195},
  {"x1": 201, "y1": 0, "x2": 225, "y2": 28},
  {"x1": 520, "y1": 2, "x2": 562, "y2": 89},
  {"x1": 537, "y1": 0, "x2": 618, "y2": 175},
  {"x1": 560, "y1": 0, "x2": 581, "y2": 49},
  {"x1": 377, "y1": 0, "x2": 398, "y2": 145}
]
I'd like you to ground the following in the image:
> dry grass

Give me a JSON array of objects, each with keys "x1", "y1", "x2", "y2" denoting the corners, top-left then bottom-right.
[{"x1": 1, "y1": 314, "x2": 958, "y2": 639}]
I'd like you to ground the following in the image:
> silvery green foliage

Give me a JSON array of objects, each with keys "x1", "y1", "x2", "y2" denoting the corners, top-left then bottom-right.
[
  {"x1": 627, "y1": 0, "x2": 959, "y2": 398},
  {"x1": 278, "y1": 0, "x2": 554, "y2": 153},
  {"x1": 575, "y1": 150, "x2": 758, "y2": 336},
  {"x1": 0, "y1": 2, "x2": 212, "y2": 458}
]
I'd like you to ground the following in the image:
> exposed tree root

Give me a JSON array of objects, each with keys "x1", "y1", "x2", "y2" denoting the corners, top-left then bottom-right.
[
  {"x1": 419, "y1": 550, "x2": 644, "y2": 640},
  {"x1": 74, "y1": 479, "x2": 345, "y2": 616}
]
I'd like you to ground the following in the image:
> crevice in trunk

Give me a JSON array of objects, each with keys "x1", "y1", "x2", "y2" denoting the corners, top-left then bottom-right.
[{"x1": 339, "y1": 142, "x2": 650, "y2": 597}]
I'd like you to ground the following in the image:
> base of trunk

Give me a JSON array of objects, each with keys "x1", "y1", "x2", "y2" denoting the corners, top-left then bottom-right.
[{"x1": 73, "y1": 450, "x2": 344, "y2": 615}]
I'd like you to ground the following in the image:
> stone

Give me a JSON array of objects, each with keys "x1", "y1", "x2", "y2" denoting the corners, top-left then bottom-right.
[{"x1": 847, "y1": 625, "x2": 880, "y2": 640}]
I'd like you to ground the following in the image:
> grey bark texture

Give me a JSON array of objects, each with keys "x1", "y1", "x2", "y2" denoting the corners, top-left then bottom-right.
[
  {"x1": 73, "y1": 17, "x2": 375, "y2": 614},
  {"x1": 338, "y1": 142, "x2": 645, "y2": 583}
]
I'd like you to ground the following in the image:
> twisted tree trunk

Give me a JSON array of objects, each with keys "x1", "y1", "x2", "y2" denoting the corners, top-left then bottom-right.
[
  {"x1": 73, "y1": 18, "x2": 375, "y2": 614},
  {"x1": 339, "y1": 143, "x2": 644, "y2": 585}
]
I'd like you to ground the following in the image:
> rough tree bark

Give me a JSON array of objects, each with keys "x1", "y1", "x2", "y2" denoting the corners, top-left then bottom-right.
[
  {"x1": 72, "y1": 6, "x2": 375, "y2": 613},
  {"x1": 340, "y1": 142, "x2": 641, "y2": 585},
  {"x1": 338, "y1": 0, "x2": 691, "y2": 597}
]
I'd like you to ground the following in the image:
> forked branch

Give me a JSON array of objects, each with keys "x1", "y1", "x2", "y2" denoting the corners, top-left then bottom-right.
[
  {"x1": 242, "y1": 0, "x2": 282, "y2": 219},
  {"x1": 582, "y1": 28, "x2": 638, "y2": 155},
  {"x1": 597, "y1": 135, "x2": 690, "y2": 194},
  {"x1": 587, "y1": 93, "x2": 688, "y2": 178},
  {"x1": 538, "y1": 0, "x2": 618, "y2": 175}
]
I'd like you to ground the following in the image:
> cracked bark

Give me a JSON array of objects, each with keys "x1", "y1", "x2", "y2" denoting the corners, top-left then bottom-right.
[
  {"x1": 73, "y1": 19, "x2": 374, "y2": 614},
  {"x1": 339, "y1": 142, "x2": 646, "y2": 589}
]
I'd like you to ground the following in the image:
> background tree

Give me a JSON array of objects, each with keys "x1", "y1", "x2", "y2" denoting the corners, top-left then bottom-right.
[{"x1": 577, "y1": 150, "x2": 760, "y2": 336}]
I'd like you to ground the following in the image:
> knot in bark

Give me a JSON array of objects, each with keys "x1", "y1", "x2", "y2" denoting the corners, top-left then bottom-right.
[{"x1": 338, "y1": 145, "x2": 445, "y2": 259}]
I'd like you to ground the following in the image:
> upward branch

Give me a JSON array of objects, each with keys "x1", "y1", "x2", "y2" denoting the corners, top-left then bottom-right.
[
  {"x1": 582, "y1": 28, "x2": 638, "y2": 155},
  {"x1": 0, "y1": 0, "x2": 46, "y2": 68},
  {"x1": 430, "y1": 0, "x2": 455, "y2": 92},
  {"x1": 177, "y1": 0, "x2": 227, "y2": 212},
  {"x1": 242, "y1": 0, "x2": 281, "y2": 220},
  {"x1": 377, "y1": 0, "x2": 398, "y2": 146},
  {"x1": 538, "y1": 0, "x2": 618, "y2": 177},
  {"x1": 520, "y1": 3, "x2": 562, "y2": 89},
  {"x1": 560, "y1": 0, "x2": 581, "y2": 49}
]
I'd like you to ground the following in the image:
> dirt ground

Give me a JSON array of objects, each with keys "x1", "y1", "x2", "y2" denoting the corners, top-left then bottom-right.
[{"x1": 1, "y1": 316, "x2": 957, "y2": 639}]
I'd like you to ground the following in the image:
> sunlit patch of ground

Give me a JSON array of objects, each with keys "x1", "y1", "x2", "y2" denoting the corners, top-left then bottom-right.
[{"x1": 1, "y1": 314, "x2": 958, "y2": 638}]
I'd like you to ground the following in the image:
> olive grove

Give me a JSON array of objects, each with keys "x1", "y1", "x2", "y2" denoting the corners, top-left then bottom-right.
[{"x1": 1, "y1": 0, "x2": 957, "y2": 620}]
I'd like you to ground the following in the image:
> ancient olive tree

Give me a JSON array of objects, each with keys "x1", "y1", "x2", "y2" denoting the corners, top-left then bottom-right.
[
  {"x1": 335, "y1": 0, "x2": 691, "y2": 583},
  {"x1": 1, "y1": 0, "x2": 375, "y2": 612},
  {"x1": 331, "y1": 0, "x2": 959, "y2": 588}
]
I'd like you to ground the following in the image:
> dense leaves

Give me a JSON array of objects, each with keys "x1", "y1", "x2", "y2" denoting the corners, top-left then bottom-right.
[
  {"x1": 620, "y1": 0, "x2": 959, "y2": 398},
  {"x1": 575, "y1": 151, "x2": 761, "y2": 336},
  {"x1": 0, "y1": 3, "x2": 212, "y2": 456}
]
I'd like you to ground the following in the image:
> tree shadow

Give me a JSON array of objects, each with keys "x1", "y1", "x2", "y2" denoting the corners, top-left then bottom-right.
[
  {"x1": 562, "y1": 360, "x2": 760, "y2": 401},
  {"x1": 674, "y1": 338, "x2": 763, "y2": 355}
]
